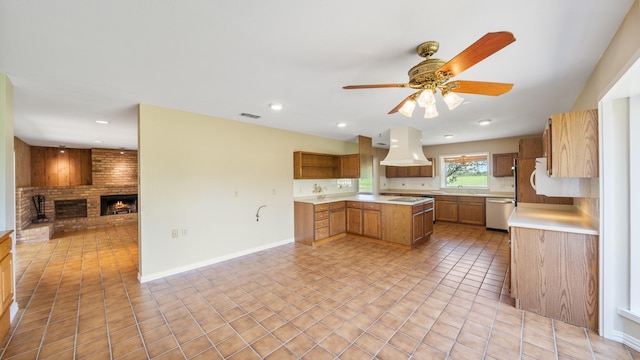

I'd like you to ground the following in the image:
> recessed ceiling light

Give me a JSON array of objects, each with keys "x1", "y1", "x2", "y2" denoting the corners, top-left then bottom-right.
[
  {"x1": 96, "y1": 120, "x2": 109, "y2": 124},
  {"x1": 444, "y1": 134, "x2": 454, "y2": 139},
  {"x1": 269, "y1": 103, "x2": 283, "y2": 111},
  {"x1": 337, "y1": 122, "x2": 346, "y2": 128},
  {"x1": 94, "y1": 140, "x2": 103, "y2": 143},
  {"x1": 478, "y1": 119, "x2": 492, "y2": 126}
]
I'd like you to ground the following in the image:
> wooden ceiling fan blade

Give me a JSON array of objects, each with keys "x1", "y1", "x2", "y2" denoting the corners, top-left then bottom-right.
[
  {"x1": 343, "y1": 83, "x2": 410, "y2": 89},
  {"x1": 450, "y1": 80, "x2": 513, "y2": 96},
  {"x1": 436, "y1": 31, "x2": 516, "y2": 77},
  {"x1": 388, "y1": 92, "x2": 419, "y2": 114}
]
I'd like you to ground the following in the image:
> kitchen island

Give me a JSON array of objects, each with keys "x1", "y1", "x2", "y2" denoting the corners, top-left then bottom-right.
[
  {"x1": 507, "y1": 203, "x2": 599, "y2": 330},
  {"x1": 294, "y1": 194, "x2": 434, "y2": 248}
]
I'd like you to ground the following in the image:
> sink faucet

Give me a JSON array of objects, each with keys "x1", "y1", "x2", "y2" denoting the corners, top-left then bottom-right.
[{"x1": 457, "y1": 185, "x2": 463, "y2": 193}]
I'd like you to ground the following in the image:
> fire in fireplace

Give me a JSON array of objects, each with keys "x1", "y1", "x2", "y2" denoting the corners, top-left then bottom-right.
[{"x1": 100, "y1": 194, "x2": 138, "y2": 216}]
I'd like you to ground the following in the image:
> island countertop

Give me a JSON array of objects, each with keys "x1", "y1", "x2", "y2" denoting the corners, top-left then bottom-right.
[
  {"x1": 507, "y1": 203, "x2": 598, "y2": 235},
  {"x1": 293, "y1": 194, "x2": 433, "y2": 206}
]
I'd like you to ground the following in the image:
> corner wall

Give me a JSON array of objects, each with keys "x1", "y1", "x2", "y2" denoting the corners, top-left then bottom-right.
[
  {"x1": 0, "y1": 73, "x2": 15, "y2": 232},
  {"x1": 138, "y1": 104, "x2": 357, "y2": 281}
]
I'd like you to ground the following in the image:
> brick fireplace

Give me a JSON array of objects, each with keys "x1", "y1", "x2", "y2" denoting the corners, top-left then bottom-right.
[{"x1": 14, "y1": 144, "x2": 139, "y2": 243}]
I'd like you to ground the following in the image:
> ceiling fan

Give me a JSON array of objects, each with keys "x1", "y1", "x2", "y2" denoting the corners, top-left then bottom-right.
[{"x1": 343, "y1": 31, "x2": 516, "y2": 118}]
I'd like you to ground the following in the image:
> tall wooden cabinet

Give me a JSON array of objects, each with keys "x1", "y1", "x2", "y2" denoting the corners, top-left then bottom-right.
[
  {"x1": 0, "y1": 231, "x2": 14, "y2": 340},
  {"x1": 517, "y1": 138, "x2": 572, "y2": 205}
]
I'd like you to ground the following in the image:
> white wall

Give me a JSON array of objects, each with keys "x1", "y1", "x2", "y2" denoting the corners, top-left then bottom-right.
[
  {"x1": 137, "y1": 104, "x2": 357, "y2": 281},
  {"x1": 0, "y1": 73, "x2": 15, "y2": 232},
  {"x1": 377, "y1": 136, "x2": 524, "y2": 193}
]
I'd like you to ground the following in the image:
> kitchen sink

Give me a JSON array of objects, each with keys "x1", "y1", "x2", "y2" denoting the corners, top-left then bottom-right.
[{"x1": 389, "y1": 197, "x2": 422, "y2": 202}]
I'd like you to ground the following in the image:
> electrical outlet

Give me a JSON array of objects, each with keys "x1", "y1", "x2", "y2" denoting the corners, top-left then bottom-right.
[
  {"x1": 171, "y1": 229, "x2": 179, "y2": 238},
  {"x1": 182, "y1": 229, "x2": 187, "y2": 236}
]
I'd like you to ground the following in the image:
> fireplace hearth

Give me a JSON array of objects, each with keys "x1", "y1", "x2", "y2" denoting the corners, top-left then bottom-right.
[{"x1": 100, "y1": 194, "x2": 138, "y2": 216}]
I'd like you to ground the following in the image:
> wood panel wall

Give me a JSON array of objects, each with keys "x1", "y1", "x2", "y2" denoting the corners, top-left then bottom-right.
[
  {"x1": 30, "y1": 146, "x2": 92, "y2": 187},
  {"x1": 14, "y1": 137, "x2": 31, "y2": 187}
]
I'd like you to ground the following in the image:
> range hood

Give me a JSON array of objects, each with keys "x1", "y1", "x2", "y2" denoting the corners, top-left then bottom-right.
[{"x1": 380, "y1": 126, "x2": 432, "y2": 166}]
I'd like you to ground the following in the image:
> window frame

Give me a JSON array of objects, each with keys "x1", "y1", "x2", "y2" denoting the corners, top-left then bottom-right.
[{"x1": 439, "y1": 152, "x2": 490, "y2": 190}]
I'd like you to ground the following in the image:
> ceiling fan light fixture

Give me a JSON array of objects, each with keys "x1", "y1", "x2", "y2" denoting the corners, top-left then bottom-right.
[
  {"x1": 424, "y1": 104, "x2": 438, "y2": 118},
  {"x1": 416, "y1": 89, "x2": 436, "y2": 107},
  {"x1": 443, "y1": 91, "x2": 464, "y2": 110},
  {"x1": 398, "y1": 99, "x2": 416, "y2": 117}
]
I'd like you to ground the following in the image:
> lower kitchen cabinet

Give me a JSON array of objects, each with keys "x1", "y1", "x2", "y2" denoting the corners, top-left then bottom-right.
[
  {"x1": 435, "y1": 195, "x2": 458, "y2": 222},
  {"x1": 346, "y1": 201, "x2": 362, "y2": 235},
  {"x1": 510, "y1": 226, "x2": 598, "y2": 330},
  {"x1": 424, "y1": 202, "x2": 434, "y2": 237},
  {"x1": 412, "y1": 205, "x2": 425, "y2": 244},
  {"x1": 0, "y1": 231, "x2": 14, "y2": 341},
  {"x1": 329, "y1": 202, "x2": 346, "y2": 236},
  {"x1": 458, "y1": 196, "x2": 485, "y2": 226},
  {"x1": 362, "y1": 203, "x2": 381, "y2": 239}
]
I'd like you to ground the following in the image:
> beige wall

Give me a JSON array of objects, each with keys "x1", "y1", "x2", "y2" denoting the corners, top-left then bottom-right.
[
  {"x1": 0, "y1": 73, "x2": 15, "y2": 231},
  {"x1": 138, "y1": 104, "x2": 357, "y2": 281},
  {"x1": 376, "y1": 136, "x2": 525, "y2": 193}
]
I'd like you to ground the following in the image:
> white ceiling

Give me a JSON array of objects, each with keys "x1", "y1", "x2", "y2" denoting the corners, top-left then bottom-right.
[{"x1": 0, "y1": 1, "x2": 634, "y2": 150}]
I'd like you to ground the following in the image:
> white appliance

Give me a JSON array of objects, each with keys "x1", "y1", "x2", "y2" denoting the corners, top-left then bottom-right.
[
  {"x1": 486, "y1": 198, "x2": 515, "y2": 231},
  {"x1": 530, "y1": 157, "x2": 591, "y2": 197}
]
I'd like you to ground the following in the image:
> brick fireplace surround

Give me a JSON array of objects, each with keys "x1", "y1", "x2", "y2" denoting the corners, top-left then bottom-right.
[{"x1": 14, "y1": 143, "x2": 138, "y2": 243}]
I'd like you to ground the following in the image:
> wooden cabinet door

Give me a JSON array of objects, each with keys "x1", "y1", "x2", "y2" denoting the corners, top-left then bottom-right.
[
  {"x1": 362, "y1": 210, "x2": 381, "y2": 239},
  {"x1": 458, "y1": 201, "x2": 485, "y2": 226},
  {"x1": 346, "y1": 207, "x2": 362, "y2": 235},
  {"x1": 329, "y1": 202, "x2": 346, "y2": 236},
  {"x1": 424, "y1": 208, "x2": 434, "y2": 237},
  {"x1": 550, "y1": 109, "x2": 598, "y2": 178},
  {"x1": 385, "y1": 166, "x2": 397, "y2": 178},
  {"x1": 406, "y1": 167, "x2": 420, "y2": 177},
  {"x1": 511, "y1": 227, "x2": 598, "y2": 330},
  {"x1": 493, "y1": 153, "x2": 516, "y2": 177},
  {"x1": 419, "y1": 161, "x2": 434, "y2": 177},
  {"x1": 0, "y1": 254, "x2": 13, "y2": 313},
  {"x1": 435, "y1": 197, "x2": 458, "y2": 222},
  {"x1": 518, "y1": 138, "x2": 543, "y2": 159},
  {"x1": 339, "y1": 154, "x2": 360, "y2": 178},
  {"x1": 412, "y1": 211, "x2": 425, "y2": 244}
]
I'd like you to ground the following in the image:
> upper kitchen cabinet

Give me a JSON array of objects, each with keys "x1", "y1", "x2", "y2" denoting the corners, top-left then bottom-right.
[
  {"x1": 385, "y1": 158, "x2": 434, "y2": 178},
  {"x1": 293, "y1": 151, "x2": 360, "y2": 179},
  {"x1": 339, "y1": 154, "x2": 361, "y2": 179},
  {"x1": 546, "y1": 109, "x2": 598, "y2": 178},
  {"x1": 492, "y1": 153, "x2": 517, "y2": 177}
]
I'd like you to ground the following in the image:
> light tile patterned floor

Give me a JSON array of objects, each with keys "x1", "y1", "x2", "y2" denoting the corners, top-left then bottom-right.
[{"x1": 0, "y1": 222, "x2": 638, "y2": 359}]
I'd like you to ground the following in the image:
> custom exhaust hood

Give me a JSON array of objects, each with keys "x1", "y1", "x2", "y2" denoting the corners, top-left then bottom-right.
[{"x1": 380, "y1": 126, "x2": 432, "y2": 166}]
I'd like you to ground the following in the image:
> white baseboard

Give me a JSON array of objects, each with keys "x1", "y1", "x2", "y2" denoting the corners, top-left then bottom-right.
[
  {"x1": 611, "y1": 329, "x2": 640, "y2": 353},
  {"x1": 138, "y1": 237, "x2": 294, "y2": 283}
]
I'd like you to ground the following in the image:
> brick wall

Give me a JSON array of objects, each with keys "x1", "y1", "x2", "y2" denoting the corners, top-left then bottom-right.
[
  {"x1": 15, "y1": 147, "x2": 139, "y2": 240},
  {"x1": 91, "y1": 148, "x2": 138, "y2": 186}
]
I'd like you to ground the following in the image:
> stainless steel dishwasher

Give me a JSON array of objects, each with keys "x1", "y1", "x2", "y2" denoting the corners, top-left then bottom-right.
[{"x1": 485, "y1": 198, "x2": 515, "y2": 231}]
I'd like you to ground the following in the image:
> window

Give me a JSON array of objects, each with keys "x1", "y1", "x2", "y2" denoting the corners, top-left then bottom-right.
[{"x1": 440, "y1": 153, "x2": 489, "y2": 189}]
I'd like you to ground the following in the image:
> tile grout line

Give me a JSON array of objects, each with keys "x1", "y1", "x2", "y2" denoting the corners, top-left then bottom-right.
[
  {"x1": 94, "y1": 230, "x2": 116, "y2": 360},
  {"x1": 102, "y1": 226, "x2": 149, "y2": 359},
  {"x1": 583, "y1": 327, "x2": 597, "y2": 360},
  {"x1": 551, "y1": 319, "x2": 559, "y2": 360},
  {"x1": 0, "y1": 240, "x2": 63, "y2": 359},
  {"x1": 34, "y1": 239, "x2": 75, "y2": 359}
]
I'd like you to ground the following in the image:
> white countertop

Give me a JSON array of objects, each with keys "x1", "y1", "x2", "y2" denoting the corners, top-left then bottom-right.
[
  {"x1": 381, "y1": 189, "x2": 514, "y2": 198},
  {"x1": 294, "y1": 194, "x2": 434, "y2": 206},
  {"x1": 507, "y1": 203, "x2": 599, "y2": 235}
]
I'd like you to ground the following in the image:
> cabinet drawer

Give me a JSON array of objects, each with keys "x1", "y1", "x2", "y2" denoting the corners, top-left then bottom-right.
[
  {"x1": 315, "y1": 204, "x2": 329, "y2": 212},
  {"x1": 315, "y1": 219, "x2": 329, "y2": 228},
  {"x1": 329, "y1": 201, "x2": 345, "y2": 209},
  {"x1": 363, "y1": 203, "x2": 381, "y2": 211},
  {"x1": 424, "y1": 202, "x2": 434, "y2": 211},
  {"x1": 458, "y1": 196, "x2": 483, "y2": 204},
  {"x1": 315, "y1": 227, "x2": 329, "y2": 240},
  {"x1": 315, "y1": 211, "x2": 329, "y2": 221},
  {"x1": 0, "y1": 237, "x2": 10, "y2": 260},
  {"x1": 435, "y1": 195, "x2": 458, "y2": 202},
  {"x1": 346, "y1": 201, "x2": 362, "y2": 209},
  {"x1": 412, "y1": 204, "x2": 424, "y2": 214}
]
